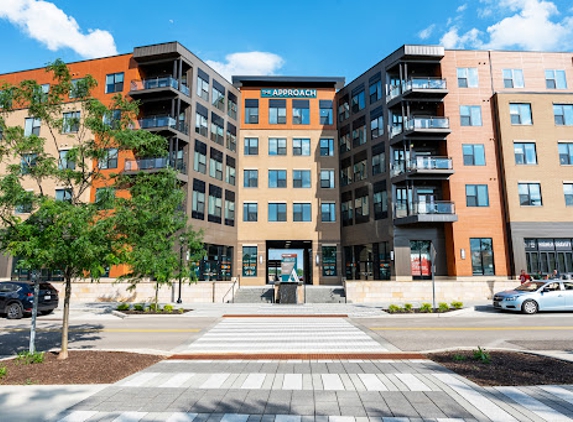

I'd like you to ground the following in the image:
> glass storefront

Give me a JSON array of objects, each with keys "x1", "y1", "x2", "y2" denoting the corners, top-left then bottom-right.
[
  {"x1": 343, "y1": 242, "x2": 392, "y2": 280},
  {"x1": 525, "y1": 238, "x2": 573, "y2": 277},
  {"x1": 191, "y1": 244, "x2": 233, "y2": 281}
]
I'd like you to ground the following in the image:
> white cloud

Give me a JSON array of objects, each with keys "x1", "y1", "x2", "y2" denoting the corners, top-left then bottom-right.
[
  {"x1": 440, "y1": 27, "x2": 483, "y2": 49},
  {"x1": 206, "y1": 51, "x2": 285, "y2": 81},
  {"x1": 418, "y1": 24, "x2": 435, "y2": 40},
  {"x1": 457, "y1": 4, "x2": 468, "y2": 12},
  {"x1": 0, "y1": 0, "x2": 117, "y2": 58}
]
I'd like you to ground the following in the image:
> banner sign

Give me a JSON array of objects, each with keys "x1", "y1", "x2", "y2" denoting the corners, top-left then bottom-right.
[{"x1": 261, "y1": 88, "x2": 317, "y2": 98}]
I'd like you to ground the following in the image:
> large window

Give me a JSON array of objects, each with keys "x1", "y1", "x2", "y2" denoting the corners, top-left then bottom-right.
[
  {"x1": 339, "y1": 128, "x2": 351, "y2": 153},
  {"x1": 242, "y1": 246, "x2": 257, "y2": 277},
  {"x1": 514, "y1": 142, "x2": 537, "y2": 165},
  {"x1": 62, "y1": 111, "x2": 80, "y2": 133},
  {"x1": 226, "y1": 123, "x2": 236, "y2": 152},
  {"x1": 21, "y1": 153, "x2": 37, "y2": 175},
  {"x1": 293, "y1": 203, "x2": 311, "y2": 222},
  {"x1": 103, "y1": 109, "x2": 121, "y2": 129},
  {"x1": 105, "y1": 72, "x2": 124, "y2": 94},
  {"x1": 244, "y1": 99, "x2": 259, "y2": 124},
  {"x1": 321, "y1": 203, "x2": 336, "y2": 222},
  {"x1": 352, "y1": 118, "x2": 366, "y2": 147},
  {"x1": 243, "y1": 169, "x2": 258, "y2": 188},
  {"x1": 225, "y1": 157, "x2": 235, "y2": 186},
  {"x1": 351, "y1": 86, "x2": 365, "y2": 113},
  {"x1": 243, "y1": 203, "x2": 258, "y2": 222},
  {"x1": 98, "y1": 148, "x2": 118, "y2": 169},
  {"x1": 195, "y1": 104, "x2": 208, "y2": 137},
  {"x1": 269, "y1": 138, "x2": 287, "y2": 156},
  {"x1": 320, "y1": 138, "x2": 334, "y2": 156},
  {"x1": 545, "y1": 70, "x2": 567, "y2": 89},
  {"x1": 292, "y1": 100, "x2": 310, "y2": 124},
  {"x1": 373, "y1": 182, "x2": 387, "y2": 220},
  {"x1": 503, "y1": 69, "x2": 524, "y2": 88},
  {"x1": 210, "y1": 113, "x2": 224, "y2": 145},
  {"x1": 58, "y1": 150, "x2": 75, "y2": 170},
  {"x1": 554, "y1": 104, "x2": 573, "y2": 125},
  {"x1": 55, "y1": 188, "x2": 72, "y2": 202},
  {"x1": 193, "y1": 140, "x2": 207, "y2": 174},
  {"x1": 268, "y1": 170, "x2": 287, "y2": 188},
  {"x1": 510, "y1": 103, "x2": 532, "y2": 125},
  {"x1": 470, "y1": 238, "x2": 495, "y2": 275},
  {"x1": 564, "y1": 184, "x2": 573, "y2": 206},
  {"x1": 525, "y1": 238, "x2": 573, "y2": 276},
  {"x1": 354, "y1": 193, "x2": 369, "y2": 223},
  {"x1": 197, "y1": 71, "x2": 209, "y2": 101},
  {"x1": 24, "y1": 117, "x2": 41, "y2": 136},
  {"x1": 208, "y1": 185, "x2": 222, "y2": 224},
  {"x1": 212, "y1": 80, "x2": 225, "y2": 111},
  {"x1": 95, "y1": 188, "x2": 115, "y2": 210},
  {"x1": 320, "y1": 169, "x2": 335, "y2": 188},
  {"x1": 338, "y1": 96, "x2": 349, "y2": 122},
  {"x1": 269, "y1": 99, "x2": 286, "y2": 124},
  {"x1": 192, "y1": 180, "x2": 206, "y2": 220},
  {"x1": 227, "y1": 92, "x2": 238, "y2": 120},
  {"x1": 322, "y1": 246, "x2": 337, "y2": 277},
  {"x1": 462, "y1": 144, "x2": 485, "y2": 166},
  {"x1": 293, "y1": 138, "x2": 310, "y2": 156},
  {"x1": 319, "y1": 100, "x2": 333, "y2": 125},
  {"x1": 559, "y1": 143, "x2": 573, "y2": 165},
  {"x1": 369, "y1": 74, "x2": 382, "y2": 103},
  {"x1": 225, "y1": 193, "x2": 235, "y2": 227},
  {"x1": 519, "y1": 182, "x2": 542, "y2": 206},
  {"x1": 457, "y1": 67, "x2": 478, "y2": 88},
  {"x1": 466, "y1": 184, "x2": 489, "y2": 207},
  {"x1": 460, "y1": 106, "x2": 482, "y2": 126},
  {"x1": 244, "y1": 137, "x2": 258, "y2": 156},
  {"x1": 293, "y1": 170, "x2": 311, "y2": 188},
  {"x1": 370, "y1": 107, "x2": 384, "y2": 139},
  {"x1": 268, "y1": 203, "x2": 287, "y2": 222},
  {"x1": 372, "y1": 144, "x2": 385, "y2": 175},
  {"x1": 209, "y1": 148, "x2": 223, "y2": 181},
  {"x1": 353, "y1": 158, "x2": 367, "y2": 182}
]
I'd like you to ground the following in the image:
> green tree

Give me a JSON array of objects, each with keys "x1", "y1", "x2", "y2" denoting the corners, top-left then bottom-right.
[{"x1": 0, "y1": 60, "x2": 202, "y2": 359}]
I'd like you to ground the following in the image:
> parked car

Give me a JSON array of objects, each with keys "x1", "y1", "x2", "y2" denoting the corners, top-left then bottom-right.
[
  {"x1": 0, "y1": 281, "x2": 59, "y2": 319},
  {"x1": 493, "y1": 280, "x2": 573, "y2": 314}
]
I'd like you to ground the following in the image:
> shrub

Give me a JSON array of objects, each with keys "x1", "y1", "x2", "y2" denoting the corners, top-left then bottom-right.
[
  {"x1": 149, "y1": 303, "x2": 160, "y2": 312},
  {"x1": 116, "y1": 303, "x2": 130, "y2": 311},
  {"x1": 163, "y1": 304, "x2": 174, "y2": 313},
  {"x1": 133, "y1": 303, "x2": 145, "y2": 312},
  {"x1": 387, "y1": 304, "x2": 403, "y2": 313},
  {"x1": 438, "y1": 302, "x2": 450, "y2": 313},
  {"x1": 0, "y1": 366, "x2": 7, "y2": 379},
  {"x1": 404, "y1": 303, "x2": 413, "y2": 313},
  {"x1": 178, "y1": 308, "x2": 185, "y2": 314},
  {"x1": 473, "y1": 346, "x2": 491, "y2": 363},
  {"x1": 453, "y1": 354, "x2": 466, "y2": 362},
  {"x1": 451, "y1": 301, "x2": 463, "y2": 310},
  {"x1": 16, "y1": 351, "x2": 44, "y2": 365},
  {"x1": 420, "y1": 303, "x2": 433, "y2": 313}
]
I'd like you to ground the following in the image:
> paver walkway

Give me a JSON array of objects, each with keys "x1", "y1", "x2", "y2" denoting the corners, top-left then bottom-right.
[{"x1": 50, "y1": 316, "x2": 573, "y2": 421}]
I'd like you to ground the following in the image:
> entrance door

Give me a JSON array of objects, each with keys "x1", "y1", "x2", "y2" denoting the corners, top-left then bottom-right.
[
  {"x1": 416, "y1": 188, "x2": 436, "y2": 214},
  {"x1": 410, "y1": 240, "x2": 432, "y2": 280}
]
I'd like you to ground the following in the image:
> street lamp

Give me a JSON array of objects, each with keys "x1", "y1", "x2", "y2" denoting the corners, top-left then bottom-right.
[{"x1": 177, "y1": 236, "x2": 184, "y2": 304}]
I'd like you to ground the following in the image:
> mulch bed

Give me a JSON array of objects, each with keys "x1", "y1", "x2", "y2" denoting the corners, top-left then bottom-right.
[
  {"x1": 428, "y1": 350, "x2": 573, "y2": 386},
  {"x1": 0, "y1": 351, "x2": 164, "y2": 385},
  {"x1": 118, "y1": 309, "x2": 192, "y2": 315}
]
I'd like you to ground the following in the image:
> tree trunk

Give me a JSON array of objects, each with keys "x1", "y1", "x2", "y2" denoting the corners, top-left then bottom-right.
[{"x1": 58, "y1": 272, "x2": 72, "y2": 360}]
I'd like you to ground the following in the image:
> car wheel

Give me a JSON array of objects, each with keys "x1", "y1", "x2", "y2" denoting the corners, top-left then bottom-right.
[
  {"x1": 6, "y1": 302, "x2": 24, "y2": 319},
  {"x1": 522, "y1": 300, "x2": 538, "y2": 314}
]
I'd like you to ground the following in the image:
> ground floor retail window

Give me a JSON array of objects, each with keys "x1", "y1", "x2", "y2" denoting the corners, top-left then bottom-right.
[
  {"x1": 343, "y1": 243, "x2": 391, "y2": 280},
  {"x1": 193, "y1": 244, "x2": 233, "y2": 281},
  {"x1": 242, "y1": 246, "x2": 257, "y2": 277},
  {"x1": 11, "y1": 257, "x2": 65, "y2": 281},
  {"x1": 410, "y1": 240, "x2": 432, "y2": 280},
  {"x1": 525, "y1": 238, "x2": 573, "y2": 276},
  {"x1": 470, "y1": 238, "x2": 495, "y2": 275},
  {"x1": 322, "y1": 246, "x2": 337, "y2": 277}
]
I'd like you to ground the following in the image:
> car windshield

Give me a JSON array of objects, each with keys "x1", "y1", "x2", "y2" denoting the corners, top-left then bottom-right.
[{"x1": 515, "y1": 281, "x2": 545, "y2": 292}]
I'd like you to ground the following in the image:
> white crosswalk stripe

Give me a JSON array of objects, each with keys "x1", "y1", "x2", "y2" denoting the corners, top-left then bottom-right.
[{"x1": 497, "y1": 386, "x2": 573, "y2": 422}]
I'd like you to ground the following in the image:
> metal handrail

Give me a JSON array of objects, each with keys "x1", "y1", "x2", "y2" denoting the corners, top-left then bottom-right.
[
  {"x1": 221, "y1": 278, "x2": 238, "y2": 303},
  {"x1": 130, "y1": 77, "x2": 190, "y2": 96},
  {"x1": 395, "y1": 201, "x2": 456, "y2": 218}
]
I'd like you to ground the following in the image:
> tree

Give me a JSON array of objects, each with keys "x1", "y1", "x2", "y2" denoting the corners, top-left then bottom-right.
[{"x1": 0, "y1": 61, "x2": 202, "y2": 359}]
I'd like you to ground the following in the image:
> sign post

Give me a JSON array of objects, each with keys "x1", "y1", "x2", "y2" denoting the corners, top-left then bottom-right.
[
  {"x1": 29, "y1": 270, "x2": 40, "y2": 353},
  {"x1": 430, "y1": 243, "x2": 437, "y2": 311}
]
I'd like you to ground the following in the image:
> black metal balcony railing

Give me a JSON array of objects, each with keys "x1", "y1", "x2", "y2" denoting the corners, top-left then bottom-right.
[
  {"x1": 386, "y1": 77, "x2": 447, "y2": 102},
  {"x1": 391, "y1": 157, "x2": 453, "y2": 177},
  {"x1": 139, "y1": 115, "x2": 189, "y2": 135},
  {"x1": 124, "y1": 157, "x2": 187, "y2": 174},
  {"x1": 395, "y1": 201, "x2": 455, "y2": 218},
  {"x1": 130, "y1": 77, "x2": 190, "y2": 97}
]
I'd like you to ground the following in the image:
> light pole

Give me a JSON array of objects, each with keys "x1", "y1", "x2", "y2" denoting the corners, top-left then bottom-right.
[{"x1": 177, "y1": 236, "x2": 184, "y2": 303}]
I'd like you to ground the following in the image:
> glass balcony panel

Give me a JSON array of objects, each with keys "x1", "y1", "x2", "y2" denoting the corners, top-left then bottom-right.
[
  {"x1": 138, "y1": 115, "x2": 188, "y2": 135},
  {"x1": 405, "y1": 78, "x2": 447, "y2": 91},
  {"x1": 411, "y1": 156, "x2": 453, "y2": 170},
  {"x1": 124, "y1": 157, "x2": 187, "y2": 174},
  {"x1": 406, "y1": 117, "x2": 450, "y2": 130},
  {"x1": 131, "y1": 77, "x2": 190, "y2": 96}
]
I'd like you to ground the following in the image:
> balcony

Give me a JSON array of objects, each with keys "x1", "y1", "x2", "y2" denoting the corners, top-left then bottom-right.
[
  {"x1": 394, "y1": 201, "x2": 457, "y2": 225},
  {"x1": 390, "y1": 116, "x2": 451, "y2": 144},
  {"x1": 139, "y1": 115, "x2": 189, "y2": 137},
  {"x1": 386, "y1": 77, "x2": 448, "y2": 106},
  {"x1": 391, "y1": 156, "x2": 454, "y2": 182},
  {"x1": 124, "y1": 157, "x2": 188, "y2": 182},
  {"x1": 129, "y1": 77, "x2": 191, "y2": 101}
]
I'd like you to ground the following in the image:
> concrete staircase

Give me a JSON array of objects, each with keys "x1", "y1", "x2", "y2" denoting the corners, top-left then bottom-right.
[
  {"x1": 232, "y1": 286, "x2": 274, "y2": 303},
  {"x1": 304, "y1": 286, "x2": 346, "y2": 303}
]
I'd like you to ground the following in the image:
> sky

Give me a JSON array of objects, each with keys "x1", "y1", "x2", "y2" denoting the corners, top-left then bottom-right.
[{"x1": 1, "y1": 0, "x2": 573, "y2": 83}]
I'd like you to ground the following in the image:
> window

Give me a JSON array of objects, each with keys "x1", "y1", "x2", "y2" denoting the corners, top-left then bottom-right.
[
  {"x1": 193, "y1": 140, "x2": 207, "y2": 174},
  {"x1": 227, "y1": 92, "x2": 238, "y2": 120},
  {"x1": 242, "y1": 246, "x2": 257, "y2": 276},
  {"x1": 462, "y1": 144, "x2": 485, "y2": 166},
  {"x1": 322, "y1": 246, "x2": 337, "y2": 276},
  {"x1": 321, "y1": 203, "x2": 336, "y2": 222},
  {"x1": 225, "y1": 157, "x2": 235, "y2": 186},
  {"x1": 545, "y1": 70, "x2": 567, "y2": 89},
  {"x1": 292, "y1": 100, "x2": 310, "y2": 124},
  {"x1": 559, "y1": 143, "x2": 573, "y2": 165},
  {"x1": 15, "y1": 201, "x2": 32, "y2": 214},
  {"x1": 293, "y1": 138, "x2": 310, "y2": 156},
  {"x1": 209, "y1": 148, "x2": 223, "y2": 181},
  {"x1": 293, "y1": 170, "x2": 311, "y2": 188},
  {"x1": 212, "y1": 81, "x2": 225, "y2": 111},
  {"x1": 372, "y1": 148, "x2": 385, "y2": 175},
  {"x1": 226, "y1": 123, "x2": 236, "y2": 152},
  {"x1": 210, "y1": 113, "x2": 224, "y2": 145},
  {"x1": 269, "y1": 99, "x2": 286, "y2": 124},
  {"x1": 58, "y1": 150, "x2": 75, "y2": 170},
  {"x1": 208, "y1": 185, "x2": 222, "y2": 224},
  {"x1": 62, "y1": 111, "x2": 80, "y2": 133},
  {"x1": 197, "y1": 71, "x2": 209, "y2": 101},
  {"x1": 457, "y1": 67, "x2": 479, "y2": 88},
  {"x1": 460, "y1": 106, "x2": 482, "y2": 126},
  {"x1": 243, "y1": 170, "x2": 258, "y2": 188},
  {"x1": 243, "y1": 203, "x2": 258, "y2": 222},
  {"x1": 338, "y1": 96, "x2": 349, "y2": 122},
  {"x1": 351, "y1": 87, "x2": 365, "y2": 113},
  {"x1": 554, "y1": 104, "x2": 573, "y2": 125},
  {"x1": 369, "y1": 74, "x2": 382, "y2": 103},
  {"x1": 466, "y1": 185, "x2": 489, "y2": 207},
  {"x1": 354, "y1": 193, "x2": 369, "y2": 222},
  {"x1": 225, "y1": 192, "x2": 235, "y2": 226},
  {"x1": 341, "y1": 198, "x2": 353, "y2": 226},
  {"x1": 195, "y1": 104, "x2": 208, "y2": 137},
  {"x1": 514, "y1": 142, "x2": 537, "y2": 165},
  {"x1": 352, "y1": 118, "x2": 366, "y2": 147},
  {"x1": 340, "y1": 160, "x2": 352, "y2": 187},
  {"x1": 192, "y1": 179, "x2": 206, "y2": 220},
  {"x1": 510, "y1": 103, "x2": 532, "y2": 125},
  {"x1": 319, "y1": 100, "x2": 333, "y2": 125},
  {"x1": 105, "y1": 72, "x2": 124, "y2": 94},
  {"x1": 244, "y1": 137, "x2": 258, "y2": 156},
  {"x1": 244, "y1": 99, "x2": 259, "y2": 124},
  {"x1": 268, "y1": 170, "x2": 287, "y2": 188},
  {"x1": 503, "y1": 69, "x2": 524, "y2": 88},
  {"x1": 353, "y1": 158, "x2": 367, "y2": 182},
  {"x1": 269, "y1": 138, "x2": 287, "y2": 156},
  {"x1": 268, "y1": 203, "x2": 286, "y2": 222},
  {"x1": 293, "y1": 203, "x2": 311, "y2": 222},
  {"x1": 320, "y1": 169, "x2": 335, "y2": 188},
  {"x1": 370, "y1": 107, "x2": 384, "y2": 139},
  {"x1": 373, "y1": 182, "x2": 388, "y2": 220},
  {"x1": 320, "y1": 138, "x2": 334, "y2": 156},
  {"x1": 339, "y1": 127, "x2": 351, "y2": 153},
  {"x1": 24, "y1": 117, "x2": 41, "y2": 136},
  {"x1": 95, "y1": 188, "x2": 115, "y2": 210},
  {"x1": 519, "y1": 183, "x2": 542, "y2": 206},
  {"x1": 103, "y1": 109, "x2": 121, "y2": 129},
  {"x1": 21, "y1": 153, "x2": 37, "y2": 175},
  {"x1": 55, "y1": 188, "x2": 72, "y2": 202},
  {"x1": 69, "y1": 78, "x2": 87, "y2": 99},
  {"x1": 564, "y1": 184, "x2": 573, "y2": 206},
  {"x1": 470, "y1": 238, "x2": 495, "y2": 275},
  {"x1": 98, "y1": 148, "x2": 118, "y2": 169}
]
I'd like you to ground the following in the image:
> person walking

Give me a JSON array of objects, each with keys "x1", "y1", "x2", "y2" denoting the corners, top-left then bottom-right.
[
  {"x1": 519, "y1": 269, "x2": 531, "y2": 284},
  {"x1": 552, "y1": 269, "x2": 561, "y2": 279}
]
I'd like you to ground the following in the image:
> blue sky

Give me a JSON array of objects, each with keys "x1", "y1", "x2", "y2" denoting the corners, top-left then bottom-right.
[{"x1": 1, "y1": 0, "x2": 573, "y2": 83}]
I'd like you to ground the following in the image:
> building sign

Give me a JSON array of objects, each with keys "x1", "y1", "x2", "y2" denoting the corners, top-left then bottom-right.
[
  {"x1": 281, "y1": 254, "x2": 298, "y2": 282},
  {"x1": 261, "y1": 88, "x2": 317, "y2": 98}
]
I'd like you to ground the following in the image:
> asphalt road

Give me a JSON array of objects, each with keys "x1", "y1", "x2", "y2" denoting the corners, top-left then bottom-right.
[{"x1": 1, "y1": 306, "x2": 573, "y2": 355}]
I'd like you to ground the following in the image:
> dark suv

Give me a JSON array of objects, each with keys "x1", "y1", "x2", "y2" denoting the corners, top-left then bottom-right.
[{"x1": 0, "y1": 281, "x2": 59, "y2": 319}]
